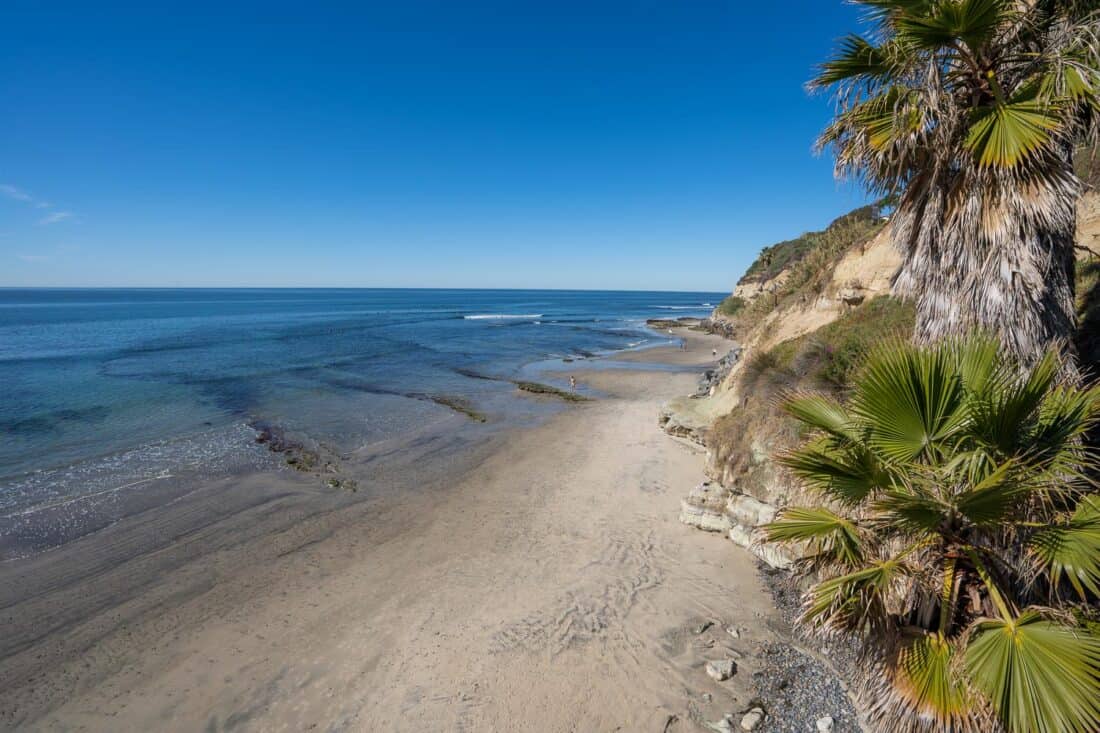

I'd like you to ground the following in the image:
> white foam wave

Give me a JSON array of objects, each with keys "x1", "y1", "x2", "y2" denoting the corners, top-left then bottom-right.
[
  {"x1": 653, "y1": 305, "x2": 707, "y2": 310},
  {"x1": 463, "y1": 314, "x2": 543, "y2": 320}
]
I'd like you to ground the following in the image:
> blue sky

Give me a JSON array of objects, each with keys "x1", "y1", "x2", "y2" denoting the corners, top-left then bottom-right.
[{"x1": 1, "y1": 1, "x2": 870, "y2": 291}]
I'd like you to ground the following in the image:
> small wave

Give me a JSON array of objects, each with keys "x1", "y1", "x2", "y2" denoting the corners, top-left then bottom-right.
[
  {"x1": 463, "y1": 314, "x2": 543, "y2": 320},
  {"x1": 652, "y1": 305, "x2": 707, "y2": 310}
]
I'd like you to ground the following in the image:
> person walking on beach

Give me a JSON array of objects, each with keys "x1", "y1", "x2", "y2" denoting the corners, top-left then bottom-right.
[
  {"x1": 569, "y1": 375, "x2": 576, "y2": 391},
  {"x1": 712, "y1": 348, "x2": 717, "y2": 358}
]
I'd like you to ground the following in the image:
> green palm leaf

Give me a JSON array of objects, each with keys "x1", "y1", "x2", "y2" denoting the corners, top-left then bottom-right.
[
  {"x1": 965, "y1": 99, "x2": 1062, "y2": 168},
  {"x1": 965, "y1": 611, "x2": 1100, "y2": 733},
  {"x1": 1029, "y1": 496, "x2": 1100, "y2": 601},
  {"x1": 851, "y1": 341, "x2": 966, "y2": 462},
  {"x1": 872, "y1": 486, "x2": 950, "y2": 533},
  {"x1": 762, "y1": 506, "x2": 865, "y2": 567},
  {"x1": 777, "y1": 441, "x2": 886, "y2": 506},
  {"x1": 814, "y1": 35, "x2": 893, "y2": 86},
  {"x1": 781, "y1": 392, "x2": 856, "y2": 440},
  {"x1": 954, "y1": 459, "x2": 1031, "y2": 527},
  {"x1": 968, "y1": 351, "x2": 1059, "y2": 458},
  {"x1": 952, "y1": 334, "x2": 1003, "y2": 396},
  {"x1": 1027, "y1": 383, "x2": 1100, "y2": 474},
  {"x1": 803, "y1": 558, "x2": 908, "y2": 632},
  {"x1": 894, "y1": 0, "x2": 1009, "y2": 50}
]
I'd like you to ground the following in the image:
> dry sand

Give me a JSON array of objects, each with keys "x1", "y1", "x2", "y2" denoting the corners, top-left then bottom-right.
[{"x1": 0, "y1": 331, "x2": 780, "y2": 732}]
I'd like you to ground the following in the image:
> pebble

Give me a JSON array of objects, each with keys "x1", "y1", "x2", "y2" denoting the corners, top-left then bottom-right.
[
  {"x1": 816, "y1": 715, "x2": 835, "y2": 732},
  {"x1": 705, "y1": 714, "x2": 736, "y2": 733},
  {"x1": 740, "y1": 707, "x2": 765, "y2": 731},
  {"x1": 752, "y1": 567, "x2": 861, "y2": 733}
]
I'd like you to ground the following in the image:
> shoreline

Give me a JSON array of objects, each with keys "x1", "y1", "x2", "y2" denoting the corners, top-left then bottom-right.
[{"x1": 0, "y1": 328, "x2": 831, "y2": 731}]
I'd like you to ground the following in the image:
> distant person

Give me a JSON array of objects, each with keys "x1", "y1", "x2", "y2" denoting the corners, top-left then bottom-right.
[
  {"x1": 569, "y1": 376, "x2": 577, "y2": 391},
  {"x1": 712, "y1": 348, "x2": 717, "y2": 358}
]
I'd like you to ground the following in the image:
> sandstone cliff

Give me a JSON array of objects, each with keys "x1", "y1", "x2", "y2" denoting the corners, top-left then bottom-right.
[{"x1": 674, "y1": 192, "x2": 1100, "y2": 567}]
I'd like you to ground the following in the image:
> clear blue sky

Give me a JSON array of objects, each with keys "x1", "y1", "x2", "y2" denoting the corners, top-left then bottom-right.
[{"x1": 1, "y1": 1, "x2": 871, "y2": 291}]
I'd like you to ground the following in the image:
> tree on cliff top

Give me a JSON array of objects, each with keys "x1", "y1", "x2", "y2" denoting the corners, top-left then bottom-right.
[{"x1": 813, "y1": 0, "x2": 1100, "y2": 366}]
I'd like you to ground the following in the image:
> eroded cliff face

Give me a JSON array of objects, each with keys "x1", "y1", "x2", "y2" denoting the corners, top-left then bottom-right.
[{"x1": 675, "y1": 193, "x2": 1100, "y2": 567}]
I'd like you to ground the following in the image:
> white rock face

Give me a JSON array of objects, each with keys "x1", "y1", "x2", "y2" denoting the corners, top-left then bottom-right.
[
  {"x1": 816, "y1": 715, "x2": 835, "y2": 732},
  {"x1": 739, "y1": 707, "x2": 765, "y2": 731},
  {"x1": 705, "y1": 659, "x2": 737, "y2": 681},
  {"x1": 725, "y1": 494, "x2": 793, "y2": 568},
  {"x1": 679, "y1": 482, "x2": 733, "y2": 532}
]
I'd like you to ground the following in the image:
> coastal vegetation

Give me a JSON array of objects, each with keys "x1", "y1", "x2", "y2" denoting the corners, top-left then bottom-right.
[
  {"x1": 813, "y1": 0, "x2": 1100, "y2": 364},
  {"x1": 689, "y1": 5, "x2": 1100, "y2": 730},
  {"x1": 715, "y1": 295, "x2": 746, "y2": 317},
  {"x1": 708, "y1": 296, "x2": 914, "y2": 499},
  {"x1": 763, "y1": 337, "x2": 1100, "y2": 733},
  {"x1": 735, "y1": 205, "x2": 885, "y2": 320}
]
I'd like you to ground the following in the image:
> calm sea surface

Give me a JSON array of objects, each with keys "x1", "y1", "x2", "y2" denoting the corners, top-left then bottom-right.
[{"x1": 0, "y1": 288, "x2": 721, "y2": 519}]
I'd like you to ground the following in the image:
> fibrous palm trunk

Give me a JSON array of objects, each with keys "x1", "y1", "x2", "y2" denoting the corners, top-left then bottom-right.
[{"x1": 891, "y1": 157, "x2": 1080, "y2": 367}]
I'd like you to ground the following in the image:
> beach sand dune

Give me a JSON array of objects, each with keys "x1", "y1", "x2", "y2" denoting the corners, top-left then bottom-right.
[{"x1": 0, "y1": 333, "x2": 779, "y2": 732}]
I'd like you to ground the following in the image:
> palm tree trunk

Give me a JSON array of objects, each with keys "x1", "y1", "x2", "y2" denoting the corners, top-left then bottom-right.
[{"x1": 892, "y1": 169, "x2": 1080, "y2": 369}]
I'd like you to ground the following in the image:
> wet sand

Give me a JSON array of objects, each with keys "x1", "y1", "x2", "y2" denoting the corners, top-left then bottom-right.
[{"x1": 0, "y1": 330, "x2": 780, "y2": 732}]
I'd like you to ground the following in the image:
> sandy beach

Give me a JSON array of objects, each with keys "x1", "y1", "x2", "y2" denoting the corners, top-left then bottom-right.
[{"x1": 0, "y1": 331, "x2": 783, "y2": 732}]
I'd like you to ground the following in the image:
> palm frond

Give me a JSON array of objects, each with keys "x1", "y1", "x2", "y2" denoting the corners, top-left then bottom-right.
[
  {"x1": 762, "y1": 506, "x2": 866, "y2": 568},
  {"x1": 781, "y1": 392, "x2": 857, "y2": 441},
  {"x1": 802, "y1": 558, "x2": 909, "y2": 633},
  {"x1": 872, "y1": 486, "x2": 950, "y2": 534},
  {"x1": 954, "y1": 459, "x2": 1031, "y2": 527},
  {"x1": 967, "y1": 350, "x2": 1059, "y2": 458},
  {"x1": 777, "y1": 441, "x2": 888, "y2": 506},
  {"x1": 851, "y1": 340, "x2": 967, "y2": 462},
  {"x1": 814, "y1": 34, "x2": 894, "y2": 87},
  {"x1": 965, "y1": 97, "x2": 1063, "y2": 168},
  {"x1": 890, "y1": 633, "x2": 973, "y2": 728},
  {"x1": 894, "y1": 0, "x2": 1011, "y2": 51},
  {"x1": 1029, "y1": 496, "x2": 1100, "y2": 601},
  {"x1": 965, "y1": 611, "x2": 1100, "y2": 733}
]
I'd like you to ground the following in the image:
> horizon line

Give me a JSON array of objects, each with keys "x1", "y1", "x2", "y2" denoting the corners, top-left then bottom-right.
[{"x1": 0, "y1": 285, "x2": 731, "y2": 294}]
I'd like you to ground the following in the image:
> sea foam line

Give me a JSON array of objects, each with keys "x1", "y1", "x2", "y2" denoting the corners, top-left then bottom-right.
[{"x1": 464, "y1": 314, "x2": 543, "y2": 320}]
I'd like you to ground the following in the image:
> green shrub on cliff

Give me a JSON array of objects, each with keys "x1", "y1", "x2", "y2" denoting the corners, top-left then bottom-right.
[
  {"x1": 744, "y1": 296, "x2": 914, "y2": 397},
  {"x1": 740, "y1": 206, "x2": 882, "y2": 287},
  {"x1": 716, "y1": 295, "x2": 746, "y2": 317},
  {"x1": 763, "y1": 337, "x2": 1100, "y2": 733},
  {"x1": 708, "y1": 296, "x2": 914, "y2": 500}
]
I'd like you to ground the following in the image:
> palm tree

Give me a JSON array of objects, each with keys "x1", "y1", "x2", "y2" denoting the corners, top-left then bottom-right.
[
  {"x1": 813, "y1": 0, "x2": 1100, "y2": 366},
  {"x1": 762, "y1": 337, "x2": 1100, "y2": 732}
]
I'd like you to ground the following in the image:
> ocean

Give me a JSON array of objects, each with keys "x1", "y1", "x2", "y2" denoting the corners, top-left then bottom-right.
[{"x1": 0, "y1": 288, "x2": 721, "y2": 553}]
